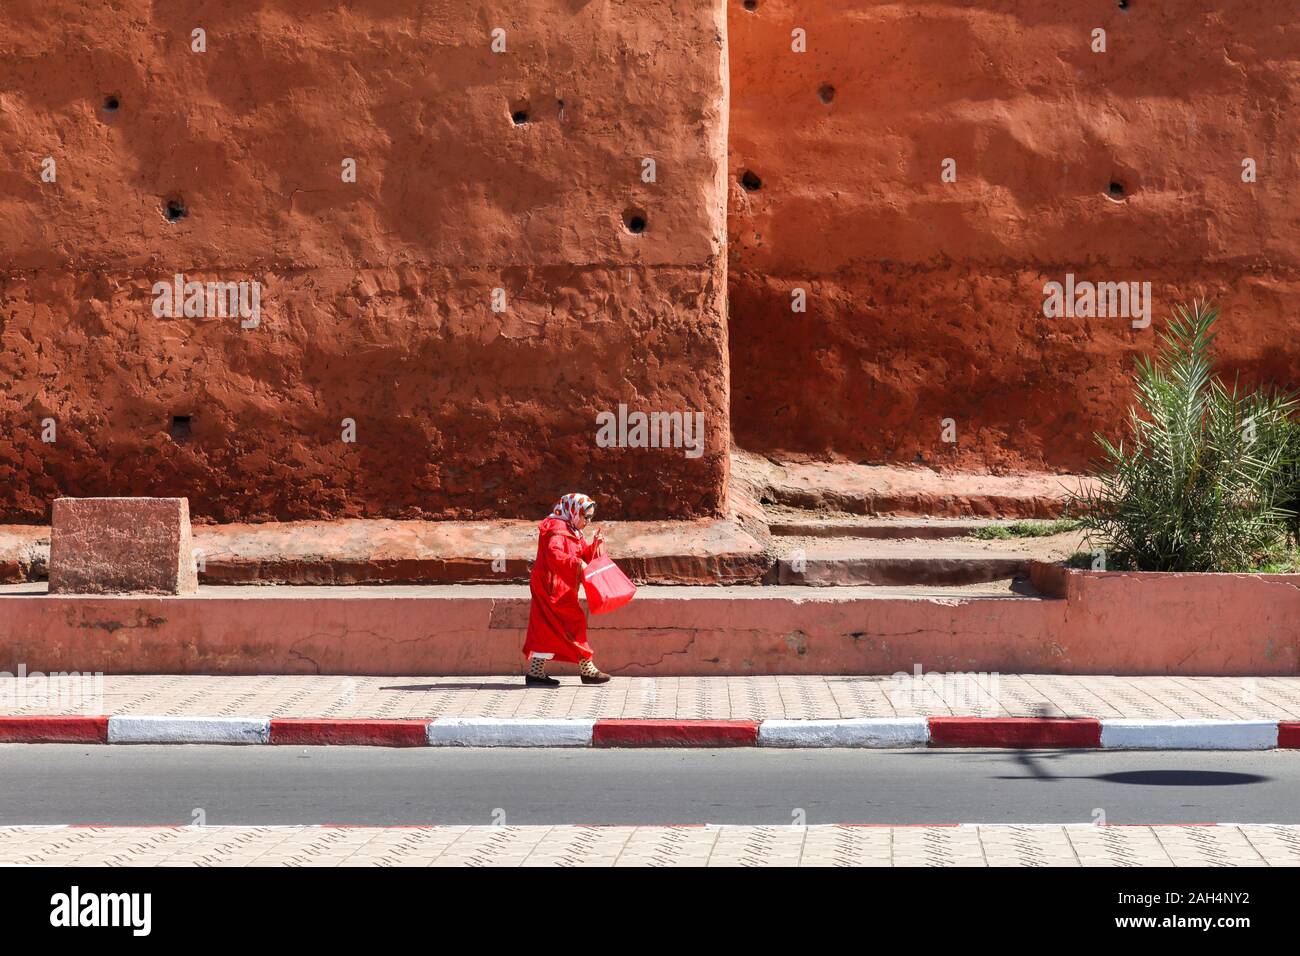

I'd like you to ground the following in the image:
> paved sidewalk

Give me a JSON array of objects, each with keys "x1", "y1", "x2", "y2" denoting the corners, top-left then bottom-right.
[
  {"x1": 3, "y1": 824, "x2": 1299, "y2": 866},
  {"x1": 4, "y1": 673, "x2": 1300, "y2": 721}
]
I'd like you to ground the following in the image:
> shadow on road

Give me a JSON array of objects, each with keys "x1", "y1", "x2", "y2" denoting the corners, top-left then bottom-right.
[
  {"x1": 895, "y1": 749, "x2": 1272, "y2": 787},
  {"x1": 998, "y1": 752, "x2": 1270, "y2": 786},
  {"x1": 1086, "y1": 769, "x2": 1267, "y2": 786}
]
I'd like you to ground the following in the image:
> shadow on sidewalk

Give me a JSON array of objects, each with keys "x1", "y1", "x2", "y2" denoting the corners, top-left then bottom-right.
[{"x1": 379, "y1": 682, "x2": 526, "y2": 692}]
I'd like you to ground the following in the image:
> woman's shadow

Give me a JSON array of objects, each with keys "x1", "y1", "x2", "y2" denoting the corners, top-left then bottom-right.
[{"x1": 380, "y1": 682, "x2": 531, "y2": 692}]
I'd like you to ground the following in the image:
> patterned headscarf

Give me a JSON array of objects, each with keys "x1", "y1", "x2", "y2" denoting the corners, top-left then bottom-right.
[{"x1": 550, "y1": 492, "x2": 596, "y2": 530}]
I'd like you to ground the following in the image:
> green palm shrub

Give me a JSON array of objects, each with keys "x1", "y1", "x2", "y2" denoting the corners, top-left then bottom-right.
[
  {"x1": 1069, "y1": 301, "x2": 1300, "y2": 572},
  {"x1": 1273, "y1": 430, "x2": 1300, "y2": 547}
]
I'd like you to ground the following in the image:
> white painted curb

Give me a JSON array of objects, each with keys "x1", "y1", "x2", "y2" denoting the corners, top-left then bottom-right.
[
  {"x1": 107, "y1": 716, "x2": 271, "y2": 745},
  {"x1": 425, "y1": 717, "x2": 595, "y2": 747},
  {"x1": 33, "y1": 715, "x2": 1295, "y2": 750},
  {"x1": 1100, "y1": 719, "x2": 1279, "y2": 750},
  {"x1": 758, "y1": 717, "x2": 931, "y2": 748}
]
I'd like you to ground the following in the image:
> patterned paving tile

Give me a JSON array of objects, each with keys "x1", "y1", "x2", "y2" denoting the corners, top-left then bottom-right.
[
  {"x1": 6, "y1": 675, "x2": 1300, "y2": 720},
  {"x1": 4, "y1": 825, "x2": 1300, "y2": 866}
]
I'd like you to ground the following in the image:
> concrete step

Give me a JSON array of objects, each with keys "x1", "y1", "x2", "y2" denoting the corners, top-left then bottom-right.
[
  {"x1": 191, "y1": 518, "x2": 769, "y2": 586},
  {"x1": 769, "y1": 536, "x2": 1082, "y2": 587},
  {"x1": 3, "y1": 515, "x2": 1083, "y2": 589},
  {"x1": 733, "y1": 450, "x2": 1091, "y2": 518},
  {"x1": 767, "y1": 516, "x2": 1014, "y2": 539},
  {"x1": 7, "y1": 508, "x2": 1083, "y2": 590},
  {"x1": 1, "y1": 518, "x2": 769, "y2": 586},
  {"x1": 3, "y1": 453, "x2": 1090, "y2": 589}
]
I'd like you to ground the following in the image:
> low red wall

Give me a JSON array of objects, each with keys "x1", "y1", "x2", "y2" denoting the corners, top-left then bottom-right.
[{"x1": 2, "y1": 570, "x2": 1297, "y2": 676}]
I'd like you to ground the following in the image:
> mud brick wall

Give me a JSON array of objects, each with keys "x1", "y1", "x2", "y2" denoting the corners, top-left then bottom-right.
[
  {"x1": 727, "y1": 1, "x2": 1300, "y2": 472},
  {"x1": 0, "y1": 0, "x2": 729, "y2": 521}
]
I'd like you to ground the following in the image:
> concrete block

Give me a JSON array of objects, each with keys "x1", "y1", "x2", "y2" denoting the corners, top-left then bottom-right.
[
  {"x1": 107, "y1": 715, "x2": 270, "y2": 744},
  {"x1": 1100, "y1": 719, "x2": 1279, "y2": 750},
  {"x1": 425, "y1": 717, "x2": 595, "y2": 747},
  {"x1": 758, "y1": 717, "x2": 930, "y2": 748},
  {"x1": 49, "y1": 497, "x2": 198, "y2": 594}
]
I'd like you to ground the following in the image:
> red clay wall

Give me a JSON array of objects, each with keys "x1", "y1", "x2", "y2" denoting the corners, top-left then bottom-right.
[
  {"x1": 0, "y1": 1, "x2": 729, "y2": 522},
  {"x1": 727, "y1": 1, "x2": 1300, "y2": 472}
]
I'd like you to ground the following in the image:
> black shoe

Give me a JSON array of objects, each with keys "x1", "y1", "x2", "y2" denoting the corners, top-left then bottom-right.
[
  {"x1": 525, "y1": 674, "x2": 560, "y2": 687},
  {"x1": 580, "y1": 671, "x2": 612, "y2": 685}
]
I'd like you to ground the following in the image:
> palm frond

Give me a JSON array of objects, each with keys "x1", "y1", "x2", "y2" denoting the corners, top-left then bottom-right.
[{"x1": 1067, "y1": 301, "x2": 1300, "y2": 571}]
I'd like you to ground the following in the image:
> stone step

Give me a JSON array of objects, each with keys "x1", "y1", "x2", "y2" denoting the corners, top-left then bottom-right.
[
  {"x1": 192, "y1": 518, "x2": 768, "y2": 586},
  {"x1": 2, "y1": 516, "x2": 1084, "y2": 589},
  {"x1": 767, "y1": 516, "x2": 1015, "y2": 539},
  {"x1": 733, "y1": 451, "x2": 1090, "y2": 519},
  {"x1": 769, "y1": 536, "x2": 1082, "y2": 587},
  {"x1": 6, "y1": 511, "x2": 1084, "y2": 591},
  {"x1": 1, "y1": 518, "x2": 770, "y2": 586}
]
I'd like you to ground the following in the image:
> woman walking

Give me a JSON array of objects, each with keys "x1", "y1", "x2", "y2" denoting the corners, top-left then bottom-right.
[{"x1": 522, "y1": 492, "x2": 613, "y2": 686}]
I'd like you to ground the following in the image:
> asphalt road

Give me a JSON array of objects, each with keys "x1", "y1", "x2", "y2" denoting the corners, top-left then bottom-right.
[{"x1": 1, "y1": 745, "x2": 1298, "y2": 826}]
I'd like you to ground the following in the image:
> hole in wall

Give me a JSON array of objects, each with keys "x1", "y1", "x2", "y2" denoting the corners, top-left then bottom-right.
[
  {"x1": 511, "y1": 102, "x2": 530, "y2": 125},
  {"x1": 1118, "y1": 0, "x2": 1130, "y2": 9},
  {"x1": 743, "y1": 0, "x2": 758, "y2": 9},
  {"x1": 1107, "y1": 180, "x2": 1127, "y2": 199},
  {"x1": 163, "y1": 198, "x2": 188, "y2": 222},
  {"x1": 623, "y1": 209, "x2": 647, "y2": 234},
  {"x1": 102, "y1": 95, "x2": 120, "y2": 113},
  {"x1": 818, "y1": 84, "x2": 836, "y2": 104},
  {"x1": 740, "y1": 170, "x2": 762, "y2": 191},
  {"x1": 169, "y1": 416, "x2": 192, "y2": 441}
]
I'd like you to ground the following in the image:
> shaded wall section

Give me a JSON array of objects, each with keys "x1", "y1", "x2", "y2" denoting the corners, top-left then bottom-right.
[
  {"x1": 728, "y1": 1, "x2": 1300, "y2": 471},
  {"x1": 0, "y1": 0, "x2": 730, "y2": 521}
]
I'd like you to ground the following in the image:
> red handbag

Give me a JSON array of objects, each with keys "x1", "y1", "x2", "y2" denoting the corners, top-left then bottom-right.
[{"x1": 582, "y1": 556, "x2": 637, "y2": 614}]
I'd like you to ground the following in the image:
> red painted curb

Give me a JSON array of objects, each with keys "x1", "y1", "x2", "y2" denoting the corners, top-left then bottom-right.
[
  {"x1": 269, "y1": 719, "x2": 429, "y2": 747},
  {"x1": 592, "y1": 719, "x2": 759, "y2": 748},
  {"x1": 1278, "y1": 722, "x2": 1300, "y2": 748},
  {"x1": 0, "y1": 716, "x2": 109, "y2": 744},
  {"x1": 928, "y1": 717, "x2": 1102, "y2": 749}
]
